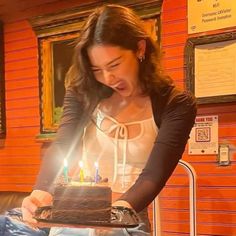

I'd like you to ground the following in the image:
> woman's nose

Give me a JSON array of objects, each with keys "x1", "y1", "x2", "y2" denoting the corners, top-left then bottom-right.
[{"x1": 103, "y1": 70, "x2": 115, "y2": 85}]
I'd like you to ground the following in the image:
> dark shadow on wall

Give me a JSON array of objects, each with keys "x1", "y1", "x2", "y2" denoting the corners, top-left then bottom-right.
[{"x1": 0, "y1": 20, "x2": 6, "y2": 139}]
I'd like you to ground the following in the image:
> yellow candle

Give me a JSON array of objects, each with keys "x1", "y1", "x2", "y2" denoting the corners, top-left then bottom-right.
[{"x1": 79, "y1": 161, "x2": 84, "y2": 182}]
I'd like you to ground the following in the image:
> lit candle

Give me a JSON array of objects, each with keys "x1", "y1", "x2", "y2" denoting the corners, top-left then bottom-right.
[
  {"x1": 63, "y1": 159, "x2": 68, "y2": 183},
  {"x1": 79, "y1": 161, "x2": 84, "y2": 182},
  {"x1": 94, "y1": 161, "x2": 99, "y2": 183}
]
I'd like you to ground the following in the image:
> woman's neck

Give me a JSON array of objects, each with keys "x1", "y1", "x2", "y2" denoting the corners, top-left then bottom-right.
[{"x1": 99, "y1": 93, "x2": 151, "y2": 122}]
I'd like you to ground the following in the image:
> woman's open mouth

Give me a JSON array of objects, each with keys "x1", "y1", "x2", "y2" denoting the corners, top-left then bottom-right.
[{"x1": 113, "y1": 81, "x2": 126, "y2": 91}]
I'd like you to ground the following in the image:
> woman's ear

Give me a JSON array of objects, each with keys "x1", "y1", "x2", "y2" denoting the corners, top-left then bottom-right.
[{"x1": 136, "y1": 39, "x2": 146, "y2": 59}]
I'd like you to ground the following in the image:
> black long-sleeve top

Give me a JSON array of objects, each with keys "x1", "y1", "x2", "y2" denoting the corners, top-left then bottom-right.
[{"x1": 34, "y1": 85, "x2": 197, "y2": 212}]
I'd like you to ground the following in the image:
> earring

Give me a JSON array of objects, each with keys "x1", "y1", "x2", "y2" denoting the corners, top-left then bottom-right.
[{"x1": 139, "y1": 54, "x2": 145, "y2": 62}]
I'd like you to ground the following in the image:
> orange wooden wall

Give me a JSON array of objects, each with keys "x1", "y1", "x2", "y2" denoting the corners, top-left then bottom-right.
[
  {"x1": 1, "y1": 20, "x2": 41, "y2": 191},
  {"x1": 0, "y1": 0, "x2": 94, "y2": 192},
  {"x1": 0, "y1": 0, "x2": 236, "y2": 235},
  {"x1": 160, "y1": 0, "x2": 236, "y2": 235}
]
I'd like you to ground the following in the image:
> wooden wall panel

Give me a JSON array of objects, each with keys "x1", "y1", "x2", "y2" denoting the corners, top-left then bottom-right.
[
  {"x1": 5, "y1": 38, "x2": 37, "y2": 52},
  {"x1": 4, "y1": 20, "x2": 31, "y2": 32},
  {"x1": 4, "y1": 28, "x2": 36, "y2": 42},
  {"x1": 5, "y1": 68, "x2": 38, "y2": 80},
  {"x1": 162, "y1": 33, "x2": 187, "y2": 47},
  {"x1": 162, "y1": 20, "x2": 187, "y2": 35},
  {"x1": 0, "y1": 19, "x2": 41, "y2": 192},
  {"x1": 6, "y1": 78, "x2": 38, "y2": 90},
  {"x1": 160, "y1": 0, "x2": 236, "y2": 235},
  {"x1": 0, "y1": 185, "x2": 34, "y2": 192},
  {"x1": 1, "y1": 0, "x2": 96, "y2": 23},
  {"x1": 5, "y1": 58, "x2": 38, "y2": 71},
  {"x1": 162, "y1": 45, "x2": 185, "y2": 58},
  {"x1": 6, "y1": 87, "x2": 39, "y2": 100},
  {"x1": 162, "y1": 57, "x2": 184, "y2": 70},
  {"x1": 5, "y1": 48, "x2": 37, "y2": 61},
  {"x1": 6, "y1": 97, "x2": 39, "y2": 110}
]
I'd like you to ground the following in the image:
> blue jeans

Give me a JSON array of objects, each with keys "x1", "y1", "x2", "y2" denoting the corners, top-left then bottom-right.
[{"x1": 0, "y1": 208, "x2": 49, "y2": 236}]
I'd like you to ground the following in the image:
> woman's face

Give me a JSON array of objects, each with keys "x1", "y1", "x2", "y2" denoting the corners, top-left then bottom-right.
[{"x1": 87, "y1": 44, "x2": 141, "y2": 97}]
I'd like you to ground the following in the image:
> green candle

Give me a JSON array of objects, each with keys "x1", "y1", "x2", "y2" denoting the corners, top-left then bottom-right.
[{"x1": 63, "y1": 159, "x2": 68, "y2": 183}]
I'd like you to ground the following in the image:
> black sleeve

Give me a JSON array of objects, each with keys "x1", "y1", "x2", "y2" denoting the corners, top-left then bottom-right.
[
  {"x1": 34, "y1": 89, "x2": 83, "y2": 193},
  {"x1": 119, "y1": 90, "x2": 197, "y2": 212}
]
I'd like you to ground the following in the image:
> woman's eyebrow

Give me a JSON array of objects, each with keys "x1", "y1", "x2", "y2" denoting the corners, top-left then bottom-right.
[
  {"x1": 91, "y1": 56, "x2": 122, "y2": 68},
  {"x1": 106, "y1": 56, "x2": 122, "y2": 66}
]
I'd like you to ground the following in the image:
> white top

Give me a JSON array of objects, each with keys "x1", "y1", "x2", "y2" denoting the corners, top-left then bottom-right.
[{"x1": 79, "y1": 105, "x2": 158, "y2": 193}]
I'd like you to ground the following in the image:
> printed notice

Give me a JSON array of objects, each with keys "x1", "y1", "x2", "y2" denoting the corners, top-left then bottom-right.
[
  {"x1": 188, "y1": 115, "x2": 218, "y2": 155},
  {"x1": 188, "y1": 0, "x2": 236, "y2": 34},
  {"x1": 194, "y1": 39, "x2": 236, "y2": 98}
]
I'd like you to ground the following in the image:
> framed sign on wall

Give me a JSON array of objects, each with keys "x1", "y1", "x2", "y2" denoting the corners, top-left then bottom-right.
[
  {"x1": 185, "y1": 31, "x2": 236, "y2": 104},
  {"x1": 188, "y1": 0, "x2": 236, "y2": 34}
]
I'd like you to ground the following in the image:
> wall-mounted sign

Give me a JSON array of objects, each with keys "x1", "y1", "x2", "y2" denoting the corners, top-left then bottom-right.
[
  {"x1": 188, "y1": 0, "x2": 236, "y2": 34},
  {"x1": 185, "y1": 31, "x2": 236, "y2": 104},
  {"x1": 195, "y1": 39, "x2": 236, "y2": 98},
  {"x1": 188, "y1": 115, "x2": 218, "y2": 155}
]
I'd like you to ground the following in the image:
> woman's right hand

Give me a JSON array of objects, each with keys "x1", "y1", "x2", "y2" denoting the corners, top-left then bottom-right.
[{"x1": 21, "y1": 190, "x2": 53, "y2": 223}]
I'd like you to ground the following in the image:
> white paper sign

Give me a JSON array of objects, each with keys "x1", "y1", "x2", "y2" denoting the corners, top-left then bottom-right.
[
  {"x1": 188, "y1": 115, "x2": 218, "y2": 155},
  {"x1": 188, "y1": 0, "x2": 236, "y2": 34},
  {"x1": 194, "y1": 40, "x2": 236, "y2": 98}
]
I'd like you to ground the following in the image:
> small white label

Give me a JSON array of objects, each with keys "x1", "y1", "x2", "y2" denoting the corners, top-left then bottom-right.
[{"x1": 218, "y1": 145, "x2": 230, "y2": 166}]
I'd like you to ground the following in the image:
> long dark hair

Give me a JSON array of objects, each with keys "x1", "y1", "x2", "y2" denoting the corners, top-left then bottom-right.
[{"x1": 65, "y1": 4, "x2": 172, "y2": 110}]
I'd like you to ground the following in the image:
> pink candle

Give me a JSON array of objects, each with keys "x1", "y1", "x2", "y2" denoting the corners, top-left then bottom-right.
[{"x1": 94, "y1": 162, "x2": 99, "y2": 183}]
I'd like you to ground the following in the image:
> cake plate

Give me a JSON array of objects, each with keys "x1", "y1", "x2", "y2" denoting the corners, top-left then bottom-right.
[{"x1": 34, "y1": 206, "x2": 140, "y2": 229}]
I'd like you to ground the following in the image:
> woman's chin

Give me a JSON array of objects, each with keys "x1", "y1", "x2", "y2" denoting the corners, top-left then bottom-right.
[
  {"x1": 116, "y1": 89, "x2": 131, "y2": 97},
  {"x1": 119, "y1": 92, "x2": 133, "y2": 98}
]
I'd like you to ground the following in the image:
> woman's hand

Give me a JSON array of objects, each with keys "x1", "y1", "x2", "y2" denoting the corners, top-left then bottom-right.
[
  {"x1": 112, "y1": 192, "x2": 133, "y2": 209},
  {"x1": 21, "y1": 190, "x2": 53, "y2": 223},
  {"x1": 112, "y1": 200, "x2": 133, "y2": 209}
]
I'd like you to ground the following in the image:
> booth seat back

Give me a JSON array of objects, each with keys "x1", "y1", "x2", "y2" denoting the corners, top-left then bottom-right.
[{"x1": 0, "y1": 192, "x2": 29, "y2": 214}]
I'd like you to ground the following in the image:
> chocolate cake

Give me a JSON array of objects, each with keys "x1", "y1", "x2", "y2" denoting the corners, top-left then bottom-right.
[{"x1": 51, "y1": 185, "x2": 112, "y2": 223}]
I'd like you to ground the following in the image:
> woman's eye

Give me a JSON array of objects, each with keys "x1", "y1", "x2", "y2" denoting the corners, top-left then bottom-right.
[
  {"x1": 92, "y1": 69, "x2": 101, "y2": 73},
  {"x1": 110, "y1": 63, "x2": 119, "y2": 69}
]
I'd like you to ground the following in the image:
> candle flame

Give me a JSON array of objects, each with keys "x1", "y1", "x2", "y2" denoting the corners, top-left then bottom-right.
[
  {"x1": 79, "y1": 161, "x2": 83, "y2": 168},
  {"x1": 64, "y1": 159, "x2": 68, "y2": 167},
  {"x1": 94, "y1": 161, "x2": 99, "y2": 168}
]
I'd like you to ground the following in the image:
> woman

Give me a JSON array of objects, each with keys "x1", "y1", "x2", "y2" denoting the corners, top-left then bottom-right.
[{"x1": 21, "y1": 4, "x2": 197, "y2": 236}]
